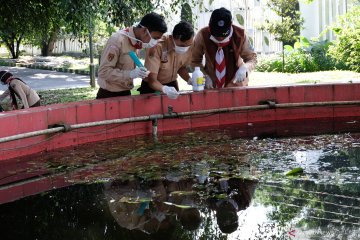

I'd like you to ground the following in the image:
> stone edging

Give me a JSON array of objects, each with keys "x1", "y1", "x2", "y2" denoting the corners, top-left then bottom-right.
[{"x1": 0, "y1": 61, "x2": 97, "y2": 76}]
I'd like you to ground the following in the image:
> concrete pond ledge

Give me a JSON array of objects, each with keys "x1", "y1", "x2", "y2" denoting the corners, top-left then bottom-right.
[{"x1": 1, "y1": 83, "x2": 360, "y2": 161}]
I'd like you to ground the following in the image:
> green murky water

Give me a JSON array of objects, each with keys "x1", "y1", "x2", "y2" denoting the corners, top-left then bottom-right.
[{"x1": 1, "y1": 128, "x2": 360, "y2": 240}]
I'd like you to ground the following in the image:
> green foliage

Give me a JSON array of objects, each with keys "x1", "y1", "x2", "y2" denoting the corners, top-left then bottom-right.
[
  {"x1": 236, "y1": 14, "x2": 244, "y2": 26},
  {"x1": 262, "y1": 0, "x2": 304, "y2": 45},
  {"x1": 264, "y1": 36, "x2": 269, "y2": 46},
  {"x1": 256, "y1": 37, "x2": 341, "y2": 73},
  {"x1": 328, "y1": 6, "x2": 360, "y2": 72},
  {"x1": 181, "y1": 3, "x2": 193, "y2": 25},
  {"x1": 38, "y1": 87, "x2": 98, "y2": 105},
  {"x1": 0, "y1": 0, "x2": 38, "y2": 58},
  {"x1": 1, "y1": 0, "x2": 188, "y2": 58}
]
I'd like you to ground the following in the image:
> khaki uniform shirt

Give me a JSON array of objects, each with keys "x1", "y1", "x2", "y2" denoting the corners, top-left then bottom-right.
[
  {"x1": 144, "y1": 34, "x2": 192, "y2": 84},
  {"x1": 97, "y1": 27, "x2": 138, "y2": 92},
  {"x1": 0, "y1": 79, "x2": 40, "y2": 108},
  {"x1": 192, "y1": 26, "x2": 257, "y2": 87}
]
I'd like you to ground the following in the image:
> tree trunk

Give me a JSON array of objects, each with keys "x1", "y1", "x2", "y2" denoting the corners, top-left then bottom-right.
[
  {"x1": 41, "y1": 30, "x2": 58, "y2": 56},
  {"x1": 4, "y1": 33, "x2": 22, "y2": 59}
]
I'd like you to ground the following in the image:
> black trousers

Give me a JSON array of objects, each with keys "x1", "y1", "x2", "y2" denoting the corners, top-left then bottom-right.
[
  {"x1": 138, "y1": 80, "x2": 179, "y2": 95},
  {"x1": 96, "y1": 88, "x2": 131, "y2": 99}
]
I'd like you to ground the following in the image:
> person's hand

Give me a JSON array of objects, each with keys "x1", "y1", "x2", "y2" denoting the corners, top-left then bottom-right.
[
  {"x1": 205, "y1": 75, "x2": 214, "y2": 89},
  {"x1": 162, "y1": 86, "x2": 179, "y2": 99},
  {"x1": 187, "y1": 78, "x2": 192, "y2": 86},
  {"x1": 130, "y1": 67, "x2": 149, "y2": 79},
  {"x1": 233, "y1": 65, "x2": 248, "y2": 83}
]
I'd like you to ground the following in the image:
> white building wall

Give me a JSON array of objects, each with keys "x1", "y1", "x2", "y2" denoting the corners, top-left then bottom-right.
[
  {"x1": 300, "y1": 0, "x2": 347, "y2": 41},
  {"x1": 193, "y1": 0, "x2": 282, "y2": 54},
  {"x1": 20, "y1": 38, "x2": 86, "y2": 56}
]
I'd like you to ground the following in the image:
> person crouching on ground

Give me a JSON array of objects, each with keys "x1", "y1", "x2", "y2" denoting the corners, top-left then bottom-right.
[
  {"x1": 0, "y1": 71, "x2": 40, "y2": 110},
  {"x1": 191, "y1": 7, "x2": 257, "y2": 89},
  {"x1": 96, "y1": 12, "x2": 167, "y2": 99},
  {"x1": 139, "y1": 21, "x2": 195, "y2": 99}
]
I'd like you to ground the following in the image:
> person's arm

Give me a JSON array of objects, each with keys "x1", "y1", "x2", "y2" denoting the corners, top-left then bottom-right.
[
  {"x1": 241, "y1": 35, "x2": 257, "y2": 72},
  {"x1": 146, "y1": 67, "x2": 179, "y2": 99},
  {"x1": 146, "y1": 73, "x2": 164, "y2": 92},
  {"x1": 144, "y1": 46, "x2": 163, "y2": 92},
  {"x1": 97, "y1": 36, "x2": 133, "y2": 87},
  {"x1": 177, "y1": 66, "x2": 191, "y2": 84},
  {"x1": 191, "y1": 32, "x2": 205, "y2": 69},
  {"x1": 10, "y1": 81, "x2": 29, "y2": 108}
]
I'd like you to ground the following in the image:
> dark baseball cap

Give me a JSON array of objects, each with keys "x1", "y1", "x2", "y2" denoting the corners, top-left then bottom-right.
[
  {"x1": 0, "y1": 71, "x2": 12, "y2": 84},
  {"x1": 209, "y1": 8, "x2": 232, "y2": 38}
]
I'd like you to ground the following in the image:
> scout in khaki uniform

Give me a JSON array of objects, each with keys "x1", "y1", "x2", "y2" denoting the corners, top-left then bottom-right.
[
  {"x1": 96, "y1": 12, "x2": 167, "y2": 99},
  {"x1": 0, "y1": 71, "x2": 40, "y2": 110},
  {"x1": 192, "y1": 7, "x2": 257, "y2": 89},
  {"x1": 140, "y1": 21, "x2": 194, "y2": 99}
]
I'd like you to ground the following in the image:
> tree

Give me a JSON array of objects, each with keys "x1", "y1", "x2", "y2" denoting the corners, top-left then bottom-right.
[
  {"x1": 328, "y1": 6, "x2": 360, "y2": 72},
  {"x1": 0, "y1": 0, "x2": 157, "y2": 58},
  {"x1": 0, "y1": 0, "x2": 39, "y2": 58},
  {"x1": 262, "y1": 0, "x2": 304, "y2": 71},
  {"x1": 180, "y1": 2, "x2": 193, "y2": 25}
]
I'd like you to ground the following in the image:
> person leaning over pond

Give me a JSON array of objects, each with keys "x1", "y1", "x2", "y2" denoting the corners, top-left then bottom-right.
[
  {"x1": 96, "y1": 12, "x2": 167, "y2": 99},
  {"x1": 192, "y1": 7, "x2": 257, "y2": 89},
  {"x1": 0, "y1": 70, "x2": 40, "y2": 110},
  {"x1": 139, "y1": 21, "x2": 194, "y2": 99}
]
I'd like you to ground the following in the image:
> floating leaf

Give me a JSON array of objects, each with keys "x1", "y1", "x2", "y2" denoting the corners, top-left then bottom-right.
[
  {"x1": 163, "y1": 202, "x2": 192, "y2": 209},
  {"x1": 170, "y1": 191, "x2": 196, "y2": 196},
  {"x1": 285, "y1": 167, "x2": 304, "y2": 176}
]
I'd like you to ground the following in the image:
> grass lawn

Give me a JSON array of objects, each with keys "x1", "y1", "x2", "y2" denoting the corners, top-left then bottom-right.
[
  {"x1": 38, "y1": 87, "x2": 141, "y2": 105},
  {"x1": 1, "y1": 55, "x2": 360, "y2": 106}
]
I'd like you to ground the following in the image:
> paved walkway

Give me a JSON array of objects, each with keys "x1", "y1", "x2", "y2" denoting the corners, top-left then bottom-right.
[
  {"x1": 2, "y1": 65, "x2": 360, "y2": 95},
  {"x1": 0, "y1": 66, "x2": 91, "y2": 94}
]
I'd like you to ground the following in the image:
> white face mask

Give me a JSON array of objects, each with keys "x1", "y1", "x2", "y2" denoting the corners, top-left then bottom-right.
[
  {"x1": 173, "y1": 38, "x2": 190, "y2": 54},
  {"x1": 141, "y1": 25, "x2": 158, "y2": 49},
  {"x1": 119, "y1": 27, "x2": 158, "y2": 49},
  {"x1": 210, "y1": 27, "x2": 233, "y2": 45},
  {"x1": 142, "y1": 36, "x2": 158, "y2": 49}
]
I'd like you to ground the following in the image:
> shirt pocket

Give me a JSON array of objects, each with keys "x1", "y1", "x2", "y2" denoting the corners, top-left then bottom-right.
[
  {"x1": 118, "y1": 52, "x2": 134, "y2": 69},
  {"x1": 160, "y1": 60, "x2": 171, "y2": 70}
]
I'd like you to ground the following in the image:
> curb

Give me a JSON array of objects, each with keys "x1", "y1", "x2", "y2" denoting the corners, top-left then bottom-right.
[{"x1": 0, "y1": 62, "x2": 98, "y2": 76}]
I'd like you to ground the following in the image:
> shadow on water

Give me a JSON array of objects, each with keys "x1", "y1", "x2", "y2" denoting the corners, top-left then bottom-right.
[{"x1": 1, "y1": 126, "x2": 360, "y2": 239}]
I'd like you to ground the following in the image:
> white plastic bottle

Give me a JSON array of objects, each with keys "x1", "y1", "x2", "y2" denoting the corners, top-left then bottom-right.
[{"x1": 191, "y1": 67, "x2": 205, "y2": 91}]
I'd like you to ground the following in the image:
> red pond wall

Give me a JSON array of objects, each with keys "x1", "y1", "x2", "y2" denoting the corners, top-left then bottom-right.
[{"x1": 1, "y1": 83, "x2": 360, "y2": 162}]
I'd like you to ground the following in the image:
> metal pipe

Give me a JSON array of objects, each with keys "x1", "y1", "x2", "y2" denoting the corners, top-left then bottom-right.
[
  {"x1": 152, "y1": 118, "x2": 158, "y2": 142},
  {"x1": 1, "y1": 100, "x2": 360, "y2": 144}
]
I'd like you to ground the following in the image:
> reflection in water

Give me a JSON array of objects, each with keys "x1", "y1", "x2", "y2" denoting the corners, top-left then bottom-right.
[
  {"x1": 0, "y1": 176, "x2": 257, "y2": 240},
  {"x1": 0, "y1": 131, "x2": 360, "y2": 239}
]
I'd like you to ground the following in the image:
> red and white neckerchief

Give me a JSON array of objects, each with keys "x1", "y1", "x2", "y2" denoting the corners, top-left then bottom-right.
[
  {"x1": 123, "y1": 28, "x2": 142, "y2": 49},
  {"x1": 210, "y1": 27, "x2": 233, "y2": 88},
  {"x1": 215, "y1": 42, "x2": 230, "y2": 88}
]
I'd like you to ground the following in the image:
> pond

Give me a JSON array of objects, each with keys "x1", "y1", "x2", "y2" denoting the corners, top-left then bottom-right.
[{"x1": 0, "y1": 125, "x2": 360, "y2": 240}]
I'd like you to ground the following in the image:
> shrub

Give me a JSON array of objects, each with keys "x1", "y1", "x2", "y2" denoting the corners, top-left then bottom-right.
[
  {"x1": 328, "y1": 6, "x2": 360, "y2": 72},
  {"x1": 256, "y1": 37, "x2": 340, "y2": 73}
]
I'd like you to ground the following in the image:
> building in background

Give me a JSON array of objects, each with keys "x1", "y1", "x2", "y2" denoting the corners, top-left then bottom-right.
[
  {"x1": 193, "y1": 0, "x2": 354, "y2": 55},
  {"x1": 3, "y1": 0, "x2": 357, "y2": 57},
  {"x1": 300, "y1": 0, "x2": 348, "y2": 42}
]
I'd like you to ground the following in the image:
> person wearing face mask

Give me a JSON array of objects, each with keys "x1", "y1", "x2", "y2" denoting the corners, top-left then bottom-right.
[
  {"x1": 192, "y1": 7, "x2": 257, "y2": 89},
  {"x1": 96, "y1": 12, "x2": 167, "y2": 99},
  {"x1": 139, "y1": 21, "x2": 194, "y2": 99}
]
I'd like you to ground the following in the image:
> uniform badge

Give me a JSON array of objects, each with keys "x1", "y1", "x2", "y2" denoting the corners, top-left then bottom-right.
[{"x1": 108, "y1": 53, "x2": 115, "y2": 62}]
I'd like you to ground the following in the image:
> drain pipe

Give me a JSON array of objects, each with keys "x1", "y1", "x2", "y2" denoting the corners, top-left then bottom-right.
[{"x1": 1, "y1": 100, "x2": 360, "y2": 144}]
